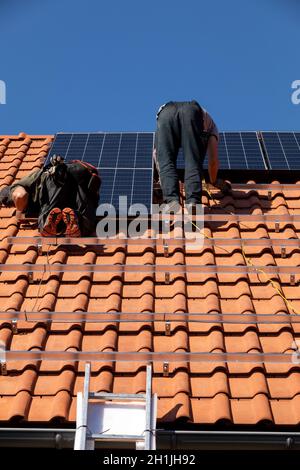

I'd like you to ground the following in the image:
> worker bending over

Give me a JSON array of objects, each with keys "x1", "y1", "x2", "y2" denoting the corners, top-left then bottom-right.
[
  {"x1": 154, "y1": 100, "x2": 224, "y2": 207},
  {"x1": 0, "y1": 156, "x2": 100, "y2": 237}
]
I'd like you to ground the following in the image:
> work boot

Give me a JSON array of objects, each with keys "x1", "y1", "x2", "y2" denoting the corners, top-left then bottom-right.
[
  {"x1": 40, "y1": 208, "x2": 63, "y2": 236},
  {"x1": 62, "y1": 207, "x2": 81, "y2": 237}
]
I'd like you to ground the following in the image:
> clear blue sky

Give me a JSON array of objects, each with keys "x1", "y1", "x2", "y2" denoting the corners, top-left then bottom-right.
[{"x1": 0, "y1": 0, "x2": 299, "y2": 134}]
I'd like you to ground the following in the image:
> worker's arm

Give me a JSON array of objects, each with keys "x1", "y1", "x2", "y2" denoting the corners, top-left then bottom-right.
[
  {"x1": 10, "y1": 168, "x2": 43, "y2": 212},
  {"x1": 11, "y1": 185, "x2": 29, "y2": 211},
  {"x1": 207, "y1": 135, "x2": 219, "y2": 185}
]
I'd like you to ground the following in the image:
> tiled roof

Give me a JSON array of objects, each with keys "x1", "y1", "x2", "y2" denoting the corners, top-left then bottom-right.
[{"x1": 0, "y1": 134, "x2": 300, "y2": 427}]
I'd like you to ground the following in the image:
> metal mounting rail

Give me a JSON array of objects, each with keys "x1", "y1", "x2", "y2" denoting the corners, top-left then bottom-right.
[
  {"x1": 228, "y1": 183, "x2": 300, "y2": 192},
  {"x1": 1, "y1": 311, "x2": 300, "y2": 324},
  {"x1": 1, "y1": 350, "x2": 298, "y2": 364},
  {"x1": 184, "y1": 213, "x2": 300, "y2": 223},
  {"x1": 0, "y1": 263, "x2": 299, "y2": 275},
  {"x1": 12, "y1": 213, "x2": 300, "y2": 223},
  {"x1": 6, "y1": 236, "x2": 300, "y2": 248},
  {"x1": 90, "y1": 213, "x2": 300, "y2": 222}
]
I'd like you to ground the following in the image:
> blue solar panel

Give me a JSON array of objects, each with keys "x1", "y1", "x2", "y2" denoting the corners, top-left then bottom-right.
[
  {"x1": 83, "y1": 133, "x2": 104, "y2": 166},
  {"x1": 45, "y1": 133, "x2": 154, "y2": 213},
  {"x1": 240, "y1": 132, "x2": 266, "y2": 169},
  {"x1": 177, "y1": 148, "x2": 185, "y2": 169},
  {"x1": 99, "y1": 133, "x2": 121, "y2": 168},
  {"x1": 65, "y1": 134, "x2": 88, "y2": 160},
  {"x1": 111, "y1": 169, "x2": 134, "y2": 213},
  {"x1": 98, "y1": 169, "x2": 115, "y2": 203},
  {"x1": 135, "y1": 133, "x2": 155, "y2": 168},
  {"x1": 131, "y1": 169, "x2": 153, "y2": 208},
  {"x1": 262, "y1": 132, "x2": 300, "y2": 170},
  {"x1": 117, "y1": 133, "x2": 137, "y2": 168},
  {"x1": 224, "y1": 132, "x2": 247, "y2": 169},
  {"x1": 47, "y1": 133, "x2": 72, "y2": 158},
  {"x1": 176, "y1": 132, "x2": 266, "y2": 170}
]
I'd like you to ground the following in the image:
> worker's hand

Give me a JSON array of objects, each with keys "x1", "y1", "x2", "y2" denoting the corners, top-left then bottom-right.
[
  {"x1": 211, "y1": 178, "x2": 232, "y2": 195},
  {"x1": 50, "y1": 154, "x2": 65, "y2": 166}
]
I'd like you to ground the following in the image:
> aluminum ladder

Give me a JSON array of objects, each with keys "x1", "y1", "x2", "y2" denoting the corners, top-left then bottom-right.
[{"x1": 74, "y1": 363, "x2": 157, "y2": 450}]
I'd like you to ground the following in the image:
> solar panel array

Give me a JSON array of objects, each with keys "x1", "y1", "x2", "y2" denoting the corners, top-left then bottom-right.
[
  {"x1": 261, "y1": 132, "x2": 300, "y2": 170},
  {"x1": 177, "y1": 132, "x2": 266, "y2": 170},
  {"x1": 46, "y1": 133, "x2": 154, "y2": 212},
  {"x1": 46, "y1": 131, "x2": 300, "y2": 214}
]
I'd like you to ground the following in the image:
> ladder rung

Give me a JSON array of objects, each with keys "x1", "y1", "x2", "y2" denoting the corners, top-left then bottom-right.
[
  {"x1": 89, "y1": 393, "x2": 146, "y2": 400},
  {"x1": 91, "y1": 434, "x2": 145, "y2": 441}
]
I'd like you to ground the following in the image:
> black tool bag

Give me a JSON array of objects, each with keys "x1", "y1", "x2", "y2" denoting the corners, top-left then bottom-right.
[
  {"x1": 38, "y1": 162, "x2": 72, "y2": 230},
  {"x1": 66, "y1": 160, "x2": 101, "y2": 235},
  {"x1": 67, "y1": 160, "x2": 101, "y2": 205}
]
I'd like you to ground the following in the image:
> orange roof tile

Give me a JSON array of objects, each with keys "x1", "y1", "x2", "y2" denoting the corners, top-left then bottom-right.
[{"x1": 0, "y1": 133, "x2": 300, "y2": 429}]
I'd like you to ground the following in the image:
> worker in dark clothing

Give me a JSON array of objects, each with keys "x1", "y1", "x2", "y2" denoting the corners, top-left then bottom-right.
[
  {"x1": 0, "y1": 156, "x2": 100, "y2": 237},
  {"x1": 153, "y1": 100, "x2": 220, "y2": 206}
]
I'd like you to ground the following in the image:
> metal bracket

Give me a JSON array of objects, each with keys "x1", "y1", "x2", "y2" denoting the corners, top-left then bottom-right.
[
  {"x1": 37, "y1": 243, "x2": 43, "y2": 256},
  {"x1": 281, "y1": 247, "x2": 286, "y2": 258},
  {"x1": 136, "y1": 441, "x2": 145, "y2": 451},
  {"x1": 162, "y1": 219, "x2": 171, "y2": 237},
  {"x1": 163, "y1": 240, "x2": 169, "y2": 258},
  {"x1": 12, "y1": 319, "x2": 18, "y2": 334},
  {"x1": 275, "y1": 221, "x2": 280, "y2": 233},
  {"x1": 165, "y1": 320, "x2": 171, "y2": 336},
  {"x1": 165, "y1": 272, "x2": 170, "y2": 284},
  {"x1": 267, "y1": 190, "x2": 272, "y2": 201},
  {"x1": 28, "y1": 272, "x2": 33, "y2": 284},
  {"x1": 290, "y1": 274, "x2": 296, "y2": 286},
  {"x1": 163, "y1": 362, "x2": 169, "y2": 377},
  {"x1": 0, "y1": 360, "x2": 7, "y2": 376}
]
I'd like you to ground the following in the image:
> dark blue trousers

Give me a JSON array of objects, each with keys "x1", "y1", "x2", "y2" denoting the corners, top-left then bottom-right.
[{"x1": 156, "y1": 101, "x2": 206, "y2": 204}]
